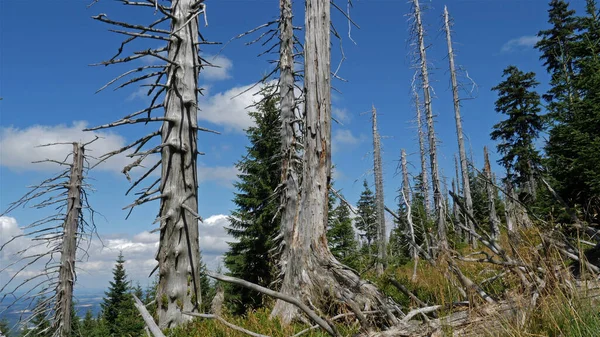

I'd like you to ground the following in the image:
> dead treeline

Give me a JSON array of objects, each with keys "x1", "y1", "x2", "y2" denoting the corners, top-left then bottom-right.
[{"x1": 1, "y1": 0, "x2": 599, "y2": 336}]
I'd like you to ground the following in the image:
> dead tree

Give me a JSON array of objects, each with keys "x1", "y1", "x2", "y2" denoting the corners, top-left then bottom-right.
[
  {"x1": 443, "y1": 6, "x2": 475, "y2": 247},
  {"x1": 372, "y1": 105, "x2": 387, "y2": 275},
  {"x1": 413, "y1": 88, "x2": 431, "y2": 216},
  {"x1": 0, "y1": 141, "x2": 96, "y2": 337},
  {"x1": 453, "y1": 155, "x2": 463, "y2": 239},
  {"x1": 483, "y1": 146, "x2": 500, "y2": 242},
  {"x1": 401, "y1": 149, "x2": 418, "y2": 265},
  {"x1": 271, "y1": 0, "x2": 398, "y2": 327},
  {"x1": 87, "y1": 0, "x2": 212, "y2": 328},
  {"x1": 277, "y1": 0, "x2": 302, "y2": 287},
  {"x1": 412, "y1": 0, "x2": 446, "y2": 250}
]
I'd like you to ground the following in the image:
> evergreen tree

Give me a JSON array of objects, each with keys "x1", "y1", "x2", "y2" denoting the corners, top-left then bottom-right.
[
  {"x1": 224, "y1": 90, "x2": 282, "y2": 314},
  {"x1": 490, "y1": 66, "x2": 544, "y2": 195},
  {"x1": 0, "y1": 319, "x2": 9, "y2": 337},
  {"x1": 23, "y1": 296, "x2": 51, "y2": 337},
  {"x1": 327, "y1": 197, "x2": 358, "y2": 268},
  {"x1": 356, "y1": 180, "x2": 378, "y2": 246},
  {"x1": 81, "y1": 310, "x2": 95, "y2": 336},
  {"x1": 543, "y1": 0, "x2": 600, "y2": 220},
  {"x1": 101, "y1": 253, "x2": 144, "y2": 336}
]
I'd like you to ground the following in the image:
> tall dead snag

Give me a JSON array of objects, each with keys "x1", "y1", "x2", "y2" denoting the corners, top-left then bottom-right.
[
  {"x1": 277, "y1": 0, "x2": 301, "y2": 285},
  {"x1": 271, "y1": 0, "x2": 398, "y2": 327},
  {"x1": 401, "y1": 149, "x2": 418, "y2": 264},
  {"x1": 412, "y1": 0, "x2": 446, "y2": 250},
  {"x1": 371, "y1": 105, "x2": 387, "y2": 275},
  {"x1": 413, "y1": 88, "x2": 431, "y2": 217},
  {"x1": 453, "y1": 155, "x2": 463, "y2": 239},
  {"x1": 88, "y1": 0, "x2": 212, "y2": 328},
  {"x1": 443, "y1": 6, "x2": 475, "y2": 247},
  {"x1": 483, "y1": 146, "x2": 500, "y2": 242},
  {"x1": 1, "y1": 141, "x2": 95, "y2": 337}
]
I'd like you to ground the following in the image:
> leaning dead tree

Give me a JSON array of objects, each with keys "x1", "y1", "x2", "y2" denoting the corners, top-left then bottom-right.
[
  {"x1": 371, "y1": 105, "x2": 387, "y2": 275},
  {"x1": 401, "y1": 149, "x2": 418, "y2": 267},
  {"x1": 87, "y1": 0, "x2": 213, "y2": 328},
  {"x1": 0, "y1": 141, "x2": 96, "y2": 337},
  {"x1": 271, "y1": 0, "x2": 398, "y2": 328},
  {"x1": 443, "y1": 5, "x2": 476, "y2": 247},
  {"x1": 411, "y1": 0, "x2": 447, "y2": 250}
]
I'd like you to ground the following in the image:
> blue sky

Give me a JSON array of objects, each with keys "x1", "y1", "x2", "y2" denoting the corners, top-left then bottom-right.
[{"x1": 0, "y1": 0, "x2": 587, "y2": 290}]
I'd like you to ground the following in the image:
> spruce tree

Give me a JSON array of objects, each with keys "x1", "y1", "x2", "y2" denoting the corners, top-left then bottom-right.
[
  {"x1": 356, "y1": 180, "x2": 378, "y2": 246},
  {"x1": 24, "y1": 296, "x2": 51, "y2": 337},
  {"x1": 327, "y1": 198, "x2": 358, "y2": 268},
  {"x1": 101, "y1": 252, "x2": 144, "y2": 336},
  {"x1": 490, "y1": 66, "x2": 544, "y2": 195},
  {"x1": 543, "y1": 0, "x2": 600, "y2": 219},
  {"x1": 224, "y1": 90, "x2": 282, "y2": 313}
]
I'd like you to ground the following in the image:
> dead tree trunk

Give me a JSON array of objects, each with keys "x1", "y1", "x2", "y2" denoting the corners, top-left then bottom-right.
[
  {"x1": 483, "y1": 146, "x2": 500, "y2": 242},
  {"x1": 453, "y1": 155, "x2": 463, "y2": 239},
  {"x1": 271, "y1": 0, "x2": 398, "y2": 327},
  {"x1": 504, "y1": 180, "x2": 515, "y2": 232},
  {"x1": 155, "y1": 0, "x2": 203, "y2": 327},
  {"x1": 414, "y1": 89, "x2": 431, "y2": 216},
  {"x1": 277, "y1": 0, "x2": 301, "y2": 284},
  {"x1": 402, "y1": 149, "x2": 417, "y2": 263},
  {"x1": 413, "y1": 0, "x2": 446, "y2": 250},
  {"x1": 443, "y1": 6, "x2": 475, "y2": 248},
  {"x1": 55, "y1": 143, "x2": 84, "y2": 337},
  {"x1": 372, "y1": 105, "x2": 387, "y2": 275},
  {"x1": 88, "y1": 0, "x2": 208, "y2": 328}
]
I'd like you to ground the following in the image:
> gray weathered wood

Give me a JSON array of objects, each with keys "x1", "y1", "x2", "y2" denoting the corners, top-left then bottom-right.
[
  {"x1": 133, "y1": 294, "x2": 166, "y2": 337},
  {"x1": 271, "y1": 0, "x2": 398, "y2": 328},
  {"x1": 483, "y1": 147, "x2": 500, "y2": 242},
  {"x1": 372, "y1": 105, "x2": 387, "y2": 275},
  {"x1": 413, "y1": 0, "x2": 446, "y2": 250},
  {"x1": 413, "y1": 89, "x2": 431, "y2": 216},
  {"x1": 156, "y1": 0, "x2": 202, "y2": 327},
  {"x1": 443, "y1": 6, "x2": 476, "y2": 248},
  {"x1": 401, "y1": 150, "x2": 417, "y2": 263},
  {"x1": 277, "y1": 0, "x2": 301, "y2": 284},
  {"x1": 55, "y1": 143, "x2": 84, "y2": 337}
]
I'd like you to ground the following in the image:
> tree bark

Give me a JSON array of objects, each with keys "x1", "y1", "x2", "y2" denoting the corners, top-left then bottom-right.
[
  {"x1": 271, "y1": 0, "x2": 397, "y2": 326},
  {"x1": 453, "y1": 154, "x2": 463, "y2": 239},
  {"x1": 372, "y1": 105, "x2": 387, "y2": 275},
  {"x1": 55, "y1": 143, "x2": 84, "y2": 337},
  {"x1": 483, "y1": 146, "x2": 500, "y2": 242},
  {"x1": 413, "y1": 0, "x2": 446, "y2": 250},
  {"x1": 156, "y1": 0, "x2": 202, "y2": 328},
  {"x1": 277, "y1": 0, "x2": 301, "y2": 284},
  {"x1": 443, "y1": 6, "x2": 475, "y2": 247},
  {"x1": 413, "y1": 89, "x2": 431, "y2": 216}
]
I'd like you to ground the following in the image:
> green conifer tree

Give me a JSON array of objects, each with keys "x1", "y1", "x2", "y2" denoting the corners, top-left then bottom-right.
[
  {"x1": 356, "y1": 180, "x2": 378, "y2": 247},
  {"x1": 327, "y1": 197, "x2": 358, "y2": 268},
  {"x1": 490, "y1": 66, "x2": 544, "y2": 196},
  {"x1": 224, "y1": 89, "x2": 282, "y2": 313}
]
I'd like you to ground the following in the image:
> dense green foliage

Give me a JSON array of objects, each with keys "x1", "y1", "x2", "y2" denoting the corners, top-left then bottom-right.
[
  {"x1": 356, "y1": 180, "x2": 378, "y2": 246},
  {"x1": 224, "y1": 91, "x2": 282, "y2": 314},
  {"x1": 491, "y1": 66, "x2": 544, "y2": 192},
  {"x1": 327, "y1": 194, "x2": 359, "y2": 269}
]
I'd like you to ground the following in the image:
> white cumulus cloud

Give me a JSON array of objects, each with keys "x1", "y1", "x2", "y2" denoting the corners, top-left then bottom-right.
[{"x1": 202, "y1": 54, "x2": 233, "y2": 81}]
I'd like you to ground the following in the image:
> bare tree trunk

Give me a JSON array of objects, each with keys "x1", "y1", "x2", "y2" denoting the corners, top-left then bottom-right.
[
  {"x1": 453, "y1": 155, "x2": 463, "y2": 240},
  {"x1": 483, "y1": 146, "x2": 500, "y2": 242},
  {"x1": 372, "y1": 105, "x2": 387, "y2": 275},
  {"x1": 55, "y1": 143, "x2": 84, "y2": 337},
  {"x1": 156, "y1": 0, "x2": 202, "y2": 327},
  {"x1": 443, "y1": 6, "x2": 475, "y2": 248},
  {"x1": 504, "y1": 180, "x2": 515, "y2": 232},
  {"x1": 413, "y1": 89, "x2": 431, "y2": 216},
  {"x1": 277, "y1": 0, "x2": 300, "y2": 284},
  {"x1": 402, "y1": 149, "x2": 417, "y2": 263},
  {"x1": 413, "y1": 0, "x2": 446, "y2": 250},
  {"x1": 271, "y1": 0, "x2": 397, "y2": 326}
]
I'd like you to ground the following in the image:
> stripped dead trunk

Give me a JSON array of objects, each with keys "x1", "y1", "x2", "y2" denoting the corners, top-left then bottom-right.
[
  {"x1": 55, "y1": 143, "x2": 84, "y2": 337},
  {"x1": 413, "y1": 0, "x2": 446, "y2": 250},
  {"x1": 271, "y1": 0, "x2": 397, "y2": 327},
  {"x1": 443, "y1": 6, "x2": 475, "y2": 247},
  {"x1": 483, "y1": 146, "x2": 500, "y2": 242},
  {"x1": 453, "y1": 155, "x2": 463, "y2": 239},
  {"x1": 372, "y1": 105, "x2": 387, "y2": 275},
  {"x1": 414, "y1": 89, "x2": 431, "y2": 216},
  {"x1": 156, "y1": 0, "x2": 202, "y2": 327},
  {"x1": 402, "y1": 149, "x2": 417, "y2": 262},
  {"x1": 277, "y1": 0, "x2": 300, "y2": 283},
  {"x1": 505, "y1": 180, "x2": 515, "y2": 232}
]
